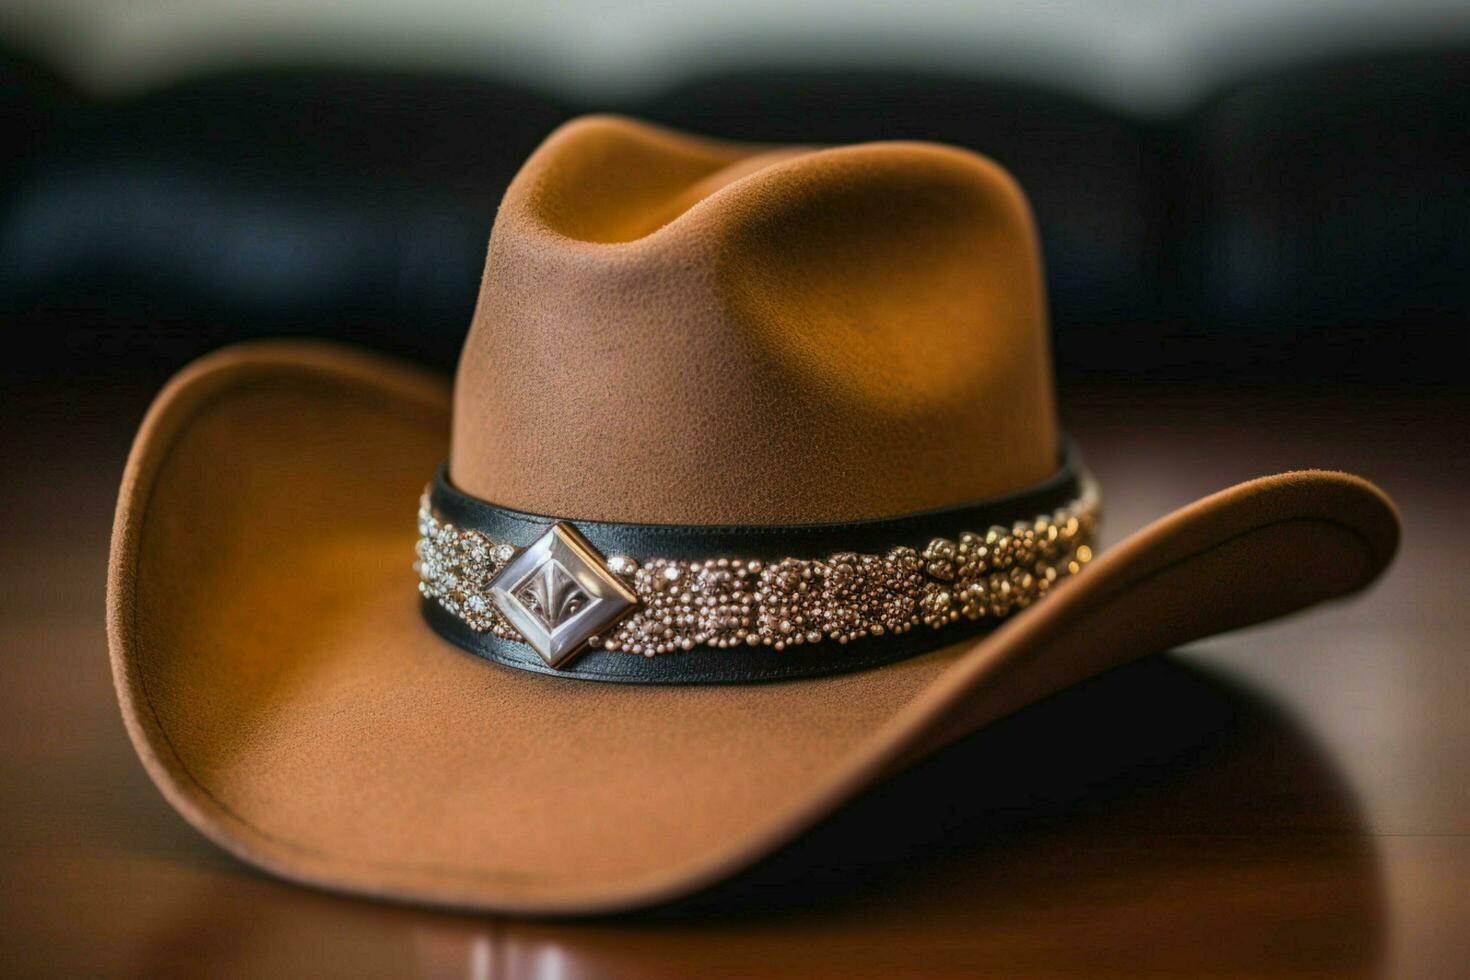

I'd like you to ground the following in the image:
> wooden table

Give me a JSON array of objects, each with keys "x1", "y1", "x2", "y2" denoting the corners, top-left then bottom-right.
[{"x1": 2, "y1": 373, "x2": 1466, "y2": 978}]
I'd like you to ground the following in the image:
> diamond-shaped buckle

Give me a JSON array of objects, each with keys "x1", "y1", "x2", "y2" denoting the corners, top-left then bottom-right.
[{"x1": 488, "y1": 523, "x2": 638, "y2": 668}]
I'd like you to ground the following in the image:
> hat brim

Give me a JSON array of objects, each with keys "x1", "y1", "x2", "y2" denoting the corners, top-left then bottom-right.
[{"x1": 107, "y1": 340, "x2": 1398, "y2": 915}]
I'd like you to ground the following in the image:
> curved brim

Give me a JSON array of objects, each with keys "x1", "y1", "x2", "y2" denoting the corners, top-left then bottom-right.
[{"x1": 107, "y1": 341, "x2": 1398, "y2": 915}]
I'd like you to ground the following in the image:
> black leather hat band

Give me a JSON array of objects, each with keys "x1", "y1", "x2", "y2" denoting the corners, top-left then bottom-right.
[{"x1": 417, "y1": 441, "x2": 1098, "y2": 684}]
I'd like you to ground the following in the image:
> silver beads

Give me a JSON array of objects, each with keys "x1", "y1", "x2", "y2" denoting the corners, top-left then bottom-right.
[
  {"x1": 601, "y1": 557, "x2": 761, "y2": 655},
  {"x1": 415, "y1": 478, "x2": 1101, "y2": 656},
  {"x1": 607, "y1": 554, "x2": 640, "y2": 577},
  {"x1": 912, "y1": 484, "x2": 1099, "y2": 630},
  {"x1": 415, "y1": 494, "x2": 520, "y2": 639}
]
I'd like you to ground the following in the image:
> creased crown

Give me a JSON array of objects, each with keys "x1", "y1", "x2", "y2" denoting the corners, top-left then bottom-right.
[{"x1": 451, "y1": 115, "x2": 1057, "y2": 524}]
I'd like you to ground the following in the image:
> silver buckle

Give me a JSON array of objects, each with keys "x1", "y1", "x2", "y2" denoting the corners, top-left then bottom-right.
[{"x1": 487, "y1": 523, "x2": 638, "y2": 668}]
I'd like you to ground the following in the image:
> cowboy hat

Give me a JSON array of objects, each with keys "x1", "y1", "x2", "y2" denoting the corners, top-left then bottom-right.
[{"x1": 107, "y1": 115, "x2": 1398, "y2": 915}]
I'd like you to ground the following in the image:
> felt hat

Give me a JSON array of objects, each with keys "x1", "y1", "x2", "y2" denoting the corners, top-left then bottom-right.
[{"x1": 107, "y1": 115, "x2": 1398, "y2": 915}]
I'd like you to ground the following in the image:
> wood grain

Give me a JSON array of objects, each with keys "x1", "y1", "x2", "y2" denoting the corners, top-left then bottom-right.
[{"x1": 1, "y1": 375, "x2": 1465, "y2": 978}]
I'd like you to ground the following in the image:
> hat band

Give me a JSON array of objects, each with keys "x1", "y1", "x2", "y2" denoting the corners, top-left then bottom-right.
[{"x1": 416, "y1": 444, "x2": 1098, "y2": 684}]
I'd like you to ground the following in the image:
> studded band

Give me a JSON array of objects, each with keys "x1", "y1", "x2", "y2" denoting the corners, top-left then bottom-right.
[{"x1": 415, "y1": 444, "x2": 1099, "y2": 684}]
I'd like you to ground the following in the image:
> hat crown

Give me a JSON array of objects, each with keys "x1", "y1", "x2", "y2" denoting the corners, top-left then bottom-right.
[{"x1": 450, "y1": 116, "x2": 1057, "y2": 524}]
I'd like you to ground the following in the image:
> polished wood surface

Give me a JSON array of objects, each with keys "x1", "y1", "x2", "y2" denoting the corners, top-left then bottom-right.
[{"x1": 2, "y1": 376, "x2": 1466, "y2": 978}]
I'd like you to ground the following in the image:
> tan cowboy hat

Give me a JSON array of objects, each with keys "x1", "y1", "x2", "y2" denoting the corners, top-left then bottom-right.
[{"x1": 107, "y1": 115, "x2": 1398, "y2": 915}]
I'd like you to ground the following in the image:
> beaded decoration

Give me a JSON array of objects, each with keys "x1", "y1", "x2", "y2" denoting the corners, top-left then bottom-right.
[{"x1": 416, "y1": 481, "x2": 1099, "y2": 659}]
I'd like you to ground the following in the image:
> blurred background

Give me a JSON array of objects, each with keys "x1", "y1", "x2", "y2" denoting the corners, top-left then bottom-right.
[
  {"x1": 4, "y1": 5, "x2": 1470, "y2": 975},
  {"x1": 1, "y1": 0, "x2": 1467, "y2": 383}
]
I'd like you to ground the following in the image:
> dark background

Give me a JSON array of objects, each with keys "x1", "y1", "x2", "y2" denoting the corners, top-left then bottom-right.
[
  {"x1": 2, "y1": 8, "x2": 1469, "y2": 977},
  {"x1": 1, "y1": 16, "x2": 1467, "y2": 386}
]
